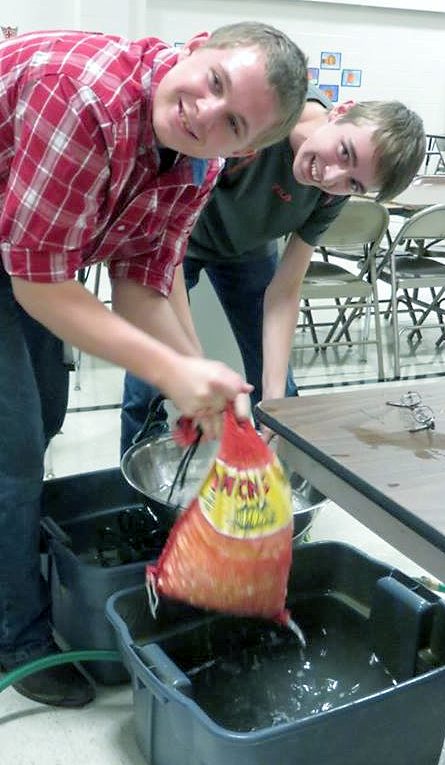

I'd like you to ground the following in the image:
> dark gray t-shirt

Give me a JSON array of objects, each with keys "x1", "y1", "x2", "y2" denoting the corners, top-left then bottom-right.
[{"x1": 187, "y1": 85, "x2": 349, "y2": 262}]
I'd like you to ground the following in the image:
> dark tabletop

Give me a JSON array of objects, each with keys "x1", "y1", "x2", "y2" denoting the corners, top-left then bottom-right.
[{"x1": 258, "y1": 379, "x2": 445, "y2": 566}]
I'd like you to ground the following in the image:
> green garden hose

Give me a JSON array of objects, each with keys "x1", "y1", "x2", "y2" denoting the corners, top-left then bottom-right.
[{"x1": 0, "y1": 649, "x2": 121, "y2": 693}]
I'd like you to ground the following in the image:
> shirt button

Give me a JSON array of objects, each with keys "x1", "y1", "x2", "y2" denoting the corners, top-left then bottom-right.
[{"x1": 117, "y1": 225, "x2": 126, "y2": 231}]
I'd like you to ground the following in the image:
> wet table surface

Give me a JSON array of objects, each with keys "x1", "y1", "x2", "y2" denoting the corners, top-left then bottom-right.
[
  {"x1": 387, "y1": 174, "x2": 445, "y2": 213},
  {"x1": 258, "y1": 379, "x2": 445, "y2": 580}
]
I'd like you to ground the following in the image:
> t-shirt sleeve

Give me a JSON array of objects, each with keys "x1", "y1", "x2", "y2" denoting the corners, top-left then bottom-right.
[{"x1": 296, "y1": 194, "x2": 350, "y2": 247}]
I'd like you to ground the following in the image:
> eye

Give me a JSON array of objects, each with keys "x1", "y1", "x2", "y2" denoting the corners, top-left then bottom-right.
[
  {"x1": 210, "y1": 69, "x2": 223, "y2": 94},
  {"x1": 339, "y1": 142, "x2": 350, "y2": 161},
  {"x1": 349, "y1": 178, "x2": 360, "y2": 193},
  {"x1": 227, "y1": 115, "x2": 239, "y2": 136}
]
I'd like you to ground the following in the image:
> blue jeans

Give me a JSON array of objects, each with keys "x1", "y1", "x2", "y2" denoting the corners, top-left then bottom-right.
[
  {"x1": 0, "y1": 264, "x2": 69, "y2": 668},
  {"x1": 120, "y1": 245, "x2": 298, "y2": 455}
]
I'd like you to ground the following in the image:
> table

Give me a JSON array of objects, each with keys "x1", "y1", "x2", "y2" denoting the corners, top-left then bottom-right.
[
  {"x1": 388, "y1": 174, "x2": 445, "y2": 214},
  {"x1": 257, "y1": 379, "x2": 445, "y2": 580}
]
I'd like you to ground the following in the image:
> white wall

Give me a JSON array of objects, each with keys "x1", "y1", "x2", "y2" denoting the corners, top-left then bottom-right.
[
  {"x1": 6, "y1": 0, "x2": 444, "y2": 131},
  {"x1": 6, "y1": 0, "x2": 78, "y2": 33},
  {"x1": 146, "y1": 0, "x2": 445, "y2": 134},
  {"x1": 6, "y1": 0, "x2": 146, "y2": 40}
]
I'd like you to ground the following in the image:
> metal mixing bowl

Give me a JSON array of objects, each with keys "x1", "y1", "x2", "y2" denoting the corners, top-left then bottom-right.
[
  {"x1": 121, "y1": 433, "x2": 218, "y2": 526},
  {"x1": 121, "y1": 433, "x2": 326, "y2": 540}
]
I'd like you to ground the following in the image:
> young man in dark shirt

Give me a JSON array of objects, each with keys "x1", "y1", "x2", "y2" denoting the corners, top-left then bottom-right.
[{"x1": 121, "y1": 93, "x2": 425, "y2": 452}]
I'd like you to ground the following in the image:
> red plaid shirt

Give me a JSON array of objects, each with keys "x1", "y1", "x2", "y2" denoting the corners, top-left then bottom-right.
[{"x1": 0, "y1": 30, "x2": 223, "y2": 295}]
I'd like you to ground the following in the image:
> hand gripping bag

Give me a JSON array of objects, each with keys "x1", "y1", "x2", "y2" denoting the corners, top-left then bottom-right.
[{"x1": 147, "y1": 405, "x2": 303, "y2": 639}]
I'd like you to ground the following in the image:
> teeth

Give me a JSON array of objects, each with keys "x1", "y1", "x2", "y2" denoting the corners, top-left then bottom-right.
[
  {"x1": 180, "y1": 109, "x2": 189, "y2": 131},
  {"x1": 311, "y1": 159, "x2": 320, "y2": 182}
]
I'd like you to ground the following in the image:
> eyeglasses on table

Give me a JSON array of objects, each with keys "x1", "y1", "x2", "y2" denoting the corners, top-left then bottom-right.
[{"x1": 386, "y1": 390, "x2": 435, "y2": 433}]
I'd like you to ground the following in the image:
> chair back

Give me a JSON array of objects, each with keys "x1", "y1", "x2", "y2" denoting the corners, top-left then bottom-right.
[
  {"x1": 436, "y1": 137, "x2": 445, "y2": 156},
  {"x1": 318, "y1": 197, "x2": 389, "y2": 250}
]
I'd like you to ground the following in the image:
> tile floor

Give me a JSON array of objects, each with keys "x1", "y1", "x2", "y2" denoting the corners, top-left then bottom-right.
[{"x1": 1, "y1": 274, "x2": 445, "y2": 764}]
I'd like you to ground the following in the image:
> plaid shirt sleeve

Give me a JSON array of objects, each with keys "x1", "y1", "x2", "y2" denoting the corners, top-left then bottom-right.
[{"x1": 0, "y1": 75, "x2": 112, "y2": 281}]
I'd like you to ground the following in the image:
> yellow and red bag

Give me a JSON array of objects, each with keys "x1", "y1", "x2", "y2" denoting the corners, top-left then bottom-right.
[{"x1": 146, "y1": 405, "x2": 295, "y2": 628}]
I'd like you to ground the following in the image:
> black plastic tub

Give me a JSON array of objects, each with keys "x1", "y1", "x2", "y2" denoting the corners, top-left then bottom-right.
[
  {"x1": 40, "y1": 467, "x2": 160, "y2": 684},
  {"x1": 107, "y1": 541, "x2": 445, "y2": 765}
]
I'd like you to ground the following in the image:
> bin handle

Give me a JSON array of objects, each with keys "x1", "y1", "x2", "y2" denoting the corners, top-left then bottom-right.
[
  {"x1": 40, "y1": 516, "x2": 72, "y2": 547},
  {"x1": 132, "y1": 642, "x2": 192, "y2": 703}
]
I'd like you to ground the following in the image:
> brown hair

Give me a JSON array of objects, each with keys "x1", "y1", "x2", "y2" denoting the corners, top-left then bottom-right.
[{"x1": 337, "y1": 101, "x2": 426, "y2": 201}]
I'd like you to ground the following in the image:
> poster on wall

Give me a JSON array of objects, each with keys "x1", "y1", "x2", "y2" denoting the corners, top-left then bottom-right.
[
  {"x1": 320, "y1": 51, "x2": 341, "y2": 70},
  {"x1": 307, "y1": 67, "x2": 319, "y2": 85},
  {"x1": 342, "y1": 69, "x2": 362, "y2": 87},
  {"x1": 319, "y1": 84, "x2": 339, "y2": 102},
  {"x1": 309, "y1": 49, "x2": 363, "y2": 103}
]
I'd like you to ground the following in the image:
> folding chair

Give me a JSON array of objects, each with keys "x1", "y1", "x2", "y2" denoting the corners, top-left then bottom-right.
[
  {"x1": 434, "y1": 137, "x2": 445, "y2": 175},
  {"x1": 377, "y1": 203, "x2": 445, "y2": 379},
  {"x1": 294, "y1": 197, "x2": 390, "y2": 381}
]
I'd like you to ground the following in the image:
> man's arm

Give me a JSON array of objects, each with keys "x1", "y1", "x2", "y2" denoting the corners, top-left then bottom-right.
[
  {"x1": 168, "y1": 265, "x2": 203, "y2": 355},
  {"x1": 11, "y1": 277, "x2": 251, "y2": 423},
  {"x1": 261, "y1": 233, "x2": 314, "y2": 401},
  {"x1": 111, "y1": 276, "x2": 201, "y2": 357}
]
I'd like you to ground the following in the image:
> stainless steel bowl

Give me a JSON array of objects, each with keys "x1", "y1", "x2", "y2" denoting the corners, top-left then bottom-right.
[
  {"x1": 121, "y1": 433, "x2": 326, "y2": 540},
  {"x1": 121, "y1": 433, "x2": 218, "y2": 526}
]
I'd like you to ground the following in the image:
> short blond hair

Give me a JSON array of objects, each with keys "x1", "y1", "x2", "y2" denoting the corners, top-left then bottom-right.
[{"x1": 203, "y1": 22, "x2": 308, "y2": 150}]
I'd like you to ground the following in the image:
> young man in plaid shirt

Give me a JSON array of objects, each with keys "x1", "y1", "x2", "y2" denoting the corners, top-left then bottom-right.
[{"x1": 0, "y1": 24, "x2": 308, "y2": 706}]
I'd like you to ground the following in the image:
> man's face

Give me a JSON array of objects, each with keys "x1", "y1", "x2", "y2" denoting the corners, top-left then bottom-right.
[
  {"x1": 152, "y1": 45, "x2": 279, "y2": 159},
  {"x1": 292, "y1": 119, "x2": 378, "y2": 196}
]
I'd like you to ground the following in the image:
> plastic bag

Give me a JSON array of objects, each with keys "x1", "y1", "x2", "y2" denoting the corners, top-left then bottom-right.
[{"x1": 146, "y1": 405, "x2": 297, "y2": 630}]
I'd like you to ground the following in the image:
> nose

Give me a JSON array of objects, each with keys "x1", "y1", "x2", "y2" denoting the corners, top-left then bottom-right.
[
  {"x1": 196, "y1": 96, "x2": 225, "y2": 128},
  {"x1": 322, "y1": 164, "x2": 348, "y2": 189}
]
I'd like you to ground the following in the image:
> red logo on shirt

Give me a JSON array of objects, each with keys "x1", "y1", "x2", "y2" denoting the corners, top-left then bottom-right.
[{"x1": 272, "y1": 183, "x2": 292, "y2": 203}]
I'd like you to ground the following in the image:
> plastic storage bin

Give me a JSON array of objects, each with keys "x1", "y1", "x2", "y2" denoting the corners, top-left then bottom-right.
[
  {"x1": 40, "y1": 457, "x2": 325, "y2": 684},
  {"x1": 41, "y1": 467, "x2": 165, "y2": 684},
  {"x1": 107, "y1": 541, "x2": 445, "y2": 765}
]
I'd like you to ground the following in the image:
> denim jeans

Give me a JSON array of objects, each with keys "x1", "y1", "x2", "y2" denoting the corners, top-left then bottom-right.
[
  {"x1": 0, "y1": 265, "x2": 69, "y2": 668},
  {"x1": 120, "y1": 245, "x2": 298, "y2": 455}
]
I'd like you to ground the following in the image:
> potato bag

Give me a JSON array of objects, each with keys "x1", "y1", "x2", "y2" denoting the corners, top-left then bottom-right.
[{"x1": 146, "y1": 405, "x2": 294, "y2": 626}]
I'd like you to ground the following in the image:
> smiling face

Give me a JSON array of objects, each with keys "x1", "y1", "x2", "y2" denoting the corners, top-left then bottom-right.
[
  {"x1": 152, "y1": 44, "x2": 279, "y2": 159},
  {"x1": 292, "y1": 118, "x2": 379, "y2": 196}
]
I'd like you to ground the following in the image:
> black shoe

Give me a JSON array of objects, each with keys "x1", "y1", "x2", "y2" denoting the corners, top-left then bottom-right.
[{"x1": 11, "y1": 650, "x2": 96, "y2": 708}]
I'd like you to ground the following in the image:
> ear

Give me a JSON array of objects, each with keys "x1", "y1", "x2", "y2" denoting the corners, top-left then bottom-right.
[
  {"x1": 177, "y1": 31, "x2": 210, "y2": 61},
  {"x1": 328, "y1": 100, "x2": 356, "y2": 122}
]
